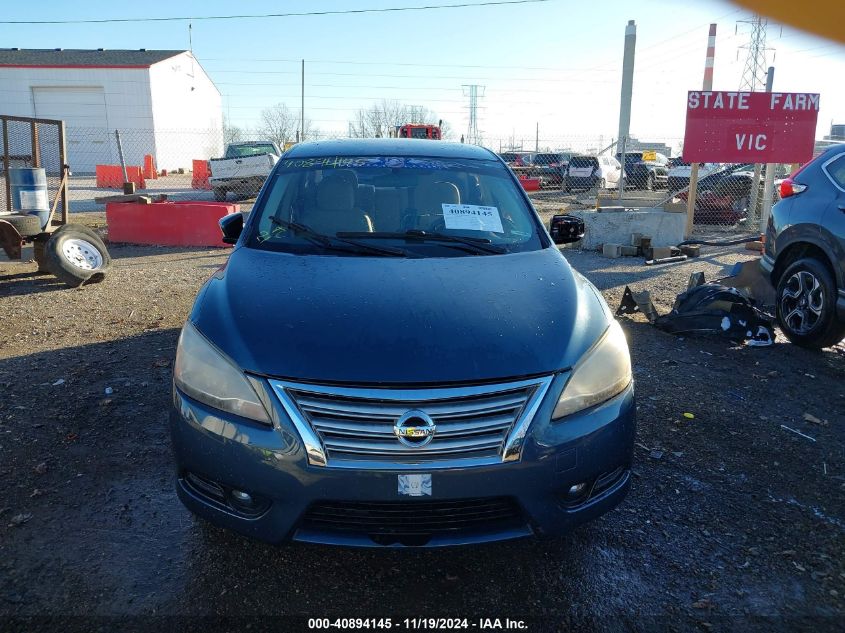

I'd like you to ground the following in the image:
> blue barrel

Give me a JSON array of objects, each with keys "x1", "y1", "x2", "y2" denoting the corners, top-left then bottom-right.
[{"x1": 10, "y1": 168, "x2": 49, "y2": 230}]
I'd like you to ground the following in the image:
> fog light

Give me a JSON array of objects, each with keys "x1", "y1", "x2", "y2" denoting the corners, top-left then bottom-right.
[
  {"x1": 567, "y1": 483, "x2": 587, "y2": 497},
  {"x1": 231, "y1": 489, "x2": 253, "y2": 504}
]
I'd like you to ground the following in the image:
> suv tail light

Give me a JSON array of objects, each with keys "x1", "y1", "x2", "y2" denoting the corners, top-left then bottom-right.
[{"x1": 779, "y1": 178, "x2": 807, "y2": 199}]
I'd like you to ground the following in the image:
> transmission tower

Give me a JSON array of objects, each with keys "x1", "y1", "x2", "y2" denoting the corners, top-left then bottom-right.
[
  {"x1": 737, "y1": 16, "x2": 773, "y2": 91},
  {"x1": 462, "y1": 84, "x2": 485, "y2": 145}
]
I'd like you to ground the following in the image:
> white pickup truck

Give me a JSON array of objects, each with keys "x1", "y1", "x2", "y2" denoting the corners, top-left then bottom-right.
[{"x1": 209, "y1": 141, "x2": 282, "y2": 201}]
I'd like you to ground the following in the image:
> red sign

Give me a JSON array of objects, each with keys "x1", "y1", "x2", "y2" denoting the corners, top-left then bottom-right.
[{"x1": 683, "y1": 91, "x2": 819, "y2": 163}]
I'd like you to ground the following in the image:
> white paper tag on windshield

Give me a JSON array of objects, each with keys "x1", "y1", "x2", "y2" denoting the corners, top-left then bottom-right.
[
  {"x1": 398, "y1": 474, "x2": 431, "y2": 496},
  {"x1": 442, "y1": 204, "x2": 504, "y2": 233}
]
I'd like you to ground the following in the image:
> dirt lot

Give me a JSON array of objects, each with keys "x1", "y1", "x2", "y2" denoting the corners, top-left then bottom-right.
[{"x1": 1, "y1": 211, "x2": 843, "y2": 631}]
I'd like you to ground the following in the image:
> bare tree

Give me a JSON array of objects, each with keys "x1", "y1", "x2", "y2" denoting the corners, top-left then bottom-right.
[
  {"x1": 258, "y1": 103, "x2": 315, "y2": 147},
  {"x1": 222, "y1": 115, "x2": 244, "y2": 145},
  {"x1": 348, "y1": 100, "x2": 451, "y2": 139}
]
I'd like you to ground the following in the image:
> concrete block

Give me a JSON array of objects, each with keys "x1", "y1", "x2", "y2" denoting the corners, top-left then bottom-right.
[
  {"x1": 649, "y1": 246, "x2": 674, "y2": 260},
  {"x1": 745, "y1": 240, "x2": 764, "y2": 252},
  {"x1": 680, "y1": 245, "x2": 701, "y2": 257},
  {"x1": 631, "y1": 232, "x2": 643, "y2": 247},
  {"x1": 602, "y1": 243, "x2": 623, "y2": 258},
  {"x1": 620, "y1": 245, "x2": 639, "y2": 257},
  {"x1": 567, "y1": 209, "x2": 685, "y2": 250}
]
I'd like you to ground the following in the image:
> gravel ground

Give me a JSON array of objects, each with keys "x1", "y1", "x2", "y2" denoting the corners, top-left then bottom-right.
[{"x1": 1, "y1": 210, "x2": 844, "y2": 631}]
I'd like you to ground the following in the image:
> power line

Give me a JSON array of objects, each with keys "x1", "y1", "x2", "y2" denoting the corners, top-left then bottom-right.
[
  {"x1": 738, "y1": 15, "x2": 773, "y2": 91},
  {"x1": 0, "y1": 0, "x2": 557, "y2": 24}
]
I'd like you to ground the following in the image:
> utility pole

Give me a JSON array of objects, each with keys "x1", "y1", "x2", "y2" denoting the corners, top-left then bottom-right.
[
  {"x1": 616, "y1": 20, "x2": 636, "y2": 200},
  {"x1": 760, "y1": 67, "x2": 776, "y2": 233},
  {"x1": 685, "y1": 24, "x2": 717, "y2": 238},
  {"x1": 462, "y1": 84, "x2": 485, "y2": 145},
  {"x1": 300, "y1": 59, "x2": 305, "y2": 142},
  {"x1": 535, "y1": 122, "x2": 539, "y2": 152},
  {"x1": 747, "y1": 66, "x2": 775, "y2": 224}
]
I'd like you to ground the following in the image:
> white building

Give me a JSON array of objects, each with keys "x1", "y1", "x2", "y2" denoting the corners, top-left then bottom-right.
[{"x1": 0, "y1": 48, "x2": 223, "y2": 172}]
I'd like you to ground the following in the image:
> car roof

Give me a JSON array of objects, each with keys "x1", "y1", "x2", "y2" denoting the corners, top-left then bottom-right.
[{"x1": 285, "y1": 138, "x2": 497, "y2": 160}]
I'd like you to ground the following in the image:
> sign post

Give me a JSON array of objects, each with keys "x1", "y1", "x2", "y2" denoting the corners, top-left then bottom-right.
[
  {"x1": 685, "y1": 25, "x2": 716, "y2": 239},
  {"x1": 748, "y1": 68, "x2": 775, "y2": 226},
  {"x1": 760, "y1": 68, "x2": 777, "y2": 232}
]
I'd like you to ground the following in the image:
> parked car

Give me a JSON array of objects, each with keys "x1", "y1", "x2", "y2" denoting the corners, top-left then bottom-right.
[
  {"x1": 498, "y1": 151, "x2": 533, "y2": 167},
  {"x1": 617, "y1": 152, "x2": 670, "y2": 190},
  {"x1": 209, "y1": 141, "x2": 282, "y2": 201},
  {"x1": 667, "y1": 160, "x2": 722, "y2": 192},
  {"x1": 675, "y1": 165, "x2": 776, "y2": 225},
  {"x1": 692, "y1": 174, "x2": 756, "y2": 225},
  {"x1": 531, "y1": 152, "x2": 573, "y2": 186},
  {"x1": 170, "y1": 139, "x2": 636, "y2": 547},
  {"x1": 563, "y1": 155, "x2": 623, "y2": 192},
  {"x1": 762, "y1": 144, "x2": 845, "y2": 348}
]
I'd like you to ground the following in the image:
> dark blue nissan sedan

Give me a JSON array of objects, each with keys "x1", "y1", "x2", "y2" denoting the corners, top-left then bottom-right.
[{"x1": 170, "y1": 139, "x2": 635, "y2": 547}]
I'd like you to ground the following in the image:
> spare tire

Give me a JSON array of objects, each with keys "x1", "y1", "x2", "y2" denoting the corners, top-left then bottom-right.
[
  {"x1": 53, "y1": 223, "x2": 107, "y2": 251},
  {"x1": 45, "y1": 228, "x2": 111, "y2": 287},
  {"x1": 0, "y1": 213, "x2": 43, "y2": 237}
]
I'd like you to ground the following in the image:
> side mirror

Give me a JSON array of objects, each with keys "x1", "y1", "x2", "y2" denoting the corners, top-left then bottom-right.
[
  {"x1": 549, "y1": 214, "x2": 585, "y2": 245},
  {"x1": 220, "y1": 213, "x2": 244, "y2": 244}
]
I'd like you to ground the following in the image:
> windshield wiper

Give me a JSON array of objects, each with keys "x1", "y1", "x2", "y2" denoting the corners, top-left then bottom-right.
[
  {"x1": 268, "y1": 218, "x2": 410, "y2": 257},
  {"x1": 336, "y1": 230, "x2": 507, "y2": 255}
]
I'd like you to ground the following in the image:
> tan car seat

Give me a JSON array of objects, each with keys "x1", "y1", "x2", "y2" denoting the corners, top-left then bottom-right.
[
  {"x1": 300, "y1": 171, "x2": 373, "y2": 234},
  {"x1": 413, "y1": 181, "x2": 461, "y2": 231}
]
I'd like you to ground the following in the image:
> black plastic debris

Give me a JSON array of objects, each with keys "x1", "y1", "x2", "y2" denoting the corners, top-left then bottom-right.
[
  {"x1": 549, "y1": 214, "x2": 585, "y2": 243},
  {"x1": 617, "y1": 274, "x2": 775, "y2": 345},
  {"x1": 616, "y1": 286, "x2": 659, "y2": 323}
]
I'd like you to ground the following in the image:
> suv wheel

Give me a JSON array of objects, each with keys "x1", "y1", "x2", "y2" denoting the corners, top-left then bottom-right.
[{"x1": 776, "y1": 257, "x2": 845, "y2": 349}]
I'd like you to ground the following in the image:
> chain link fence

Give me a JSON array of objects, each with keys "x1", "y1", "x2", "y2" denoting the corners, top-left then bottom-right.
[{"x1": 51, "y1": 127, "x2": 792, "y2": 236}]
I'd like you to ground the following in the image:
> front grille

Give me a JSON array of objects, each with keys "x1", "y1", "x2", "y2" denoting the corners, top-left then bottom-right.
[
  {"x1": 270, "y1": 378, "x2": 552, "y2": 468},
  {"x1": 301, "y1": 497, "x2": 523, "y2": 536}
]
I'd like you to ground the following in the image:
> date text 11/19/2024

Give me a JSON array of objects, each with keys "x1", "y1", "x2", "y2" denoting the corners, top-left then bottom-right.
[{"x1": 308, "y1": 618, "x2": 529, "y2": 630}]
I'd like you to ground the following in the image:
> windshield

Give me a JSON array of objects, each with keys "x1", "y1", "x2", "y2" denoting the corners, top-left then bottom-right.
[
  {"x1": 246, "y1": 155, "x2": 545, "y2": 256},
  {"x1": 617, "y1": 153, "x2": 643, "y2": 164},
  {"x1": 534, "y1": 154, "x2": 562, "y2": 165},
  {"x1": 226, "y1": 143, "x2": 277, "y2": 158},
  {"x1": 570, "y1": 157, "x2": 598, "y2": 168}
]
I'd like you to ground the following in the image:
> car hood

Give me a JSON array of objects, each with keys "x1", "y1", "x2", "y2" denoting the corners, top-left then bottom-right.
[{"x1": 191, "y1": 247, "x2": 611, "y2": 384}]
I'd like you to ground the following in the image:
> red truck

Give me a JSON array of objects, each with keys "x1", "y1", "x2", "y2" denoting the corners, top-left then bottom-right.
[{"x1": 396, "y1": 123, "x2": 442, "y2": 140}]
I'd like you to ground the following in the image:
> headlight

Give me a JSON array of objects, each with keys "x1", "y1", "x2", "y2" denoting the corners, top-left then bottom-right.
[
  {"x1": 552, "y1": 320, "x2": 632, "y2": 420},
  {"x1": 174, "y1": 322, "x2": 271, "y2": 425}
]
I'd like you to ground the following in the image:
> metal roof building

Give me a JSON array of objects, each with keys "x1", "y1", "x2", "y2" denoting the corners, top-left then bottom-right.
[{"x1": 0, "y1": 48, "x2": 223, "y2": 172}]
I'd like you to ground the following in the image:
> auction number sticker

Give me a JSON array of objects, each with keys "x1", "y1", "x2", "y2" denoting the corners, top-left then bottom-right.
[{"x1": 442, "y1": 204, "x2": 504, "y2": 233}]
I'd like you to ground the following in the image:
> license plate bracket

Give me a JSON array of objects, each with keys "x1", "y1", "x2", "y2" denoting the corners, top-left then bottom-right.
[{"x1": 398, "y1": 473, "x2": 431, "y2": 497}]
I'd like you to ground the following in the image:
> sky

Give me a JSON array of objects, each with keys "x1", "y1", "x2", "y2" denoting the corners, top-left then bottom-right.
[{"x1": 1, "y1": 0, "x2": 843, "y2": 153}]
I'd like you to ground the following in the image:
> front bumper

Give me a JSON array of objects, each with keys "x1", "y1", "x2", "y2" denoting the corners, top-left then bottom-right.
[
  {"x1": 209, "y1": 176, "x2": 265, "y2": 192},
  {"x1": 169, "y1": 377, "x2": 636, "y2": 547}
]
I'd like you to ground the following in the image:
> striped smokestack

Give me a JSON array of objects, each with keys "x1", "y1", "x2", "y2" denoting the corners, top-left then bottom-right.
[{"x1": 703, "y1": 23, "x2": 716, "y2": 91}]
